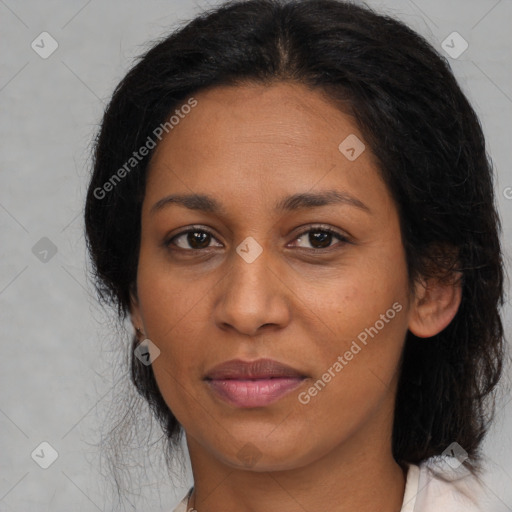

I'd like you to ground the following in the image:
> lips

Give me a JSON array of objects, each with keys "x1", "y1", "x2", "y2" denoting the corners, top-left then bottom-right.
[
  {"x1": 204, "y1": 358, "x2": 307, "y2": 408},
  {"x1": 204, "y1": 358, "x2": 306, "y2": 380}
]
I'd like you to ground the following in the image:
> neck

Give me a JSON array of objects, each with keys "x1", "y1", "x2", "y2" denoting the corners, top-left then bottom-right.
[{"x1": 185, "y1": 422, "x2": 406, "y2": 512}]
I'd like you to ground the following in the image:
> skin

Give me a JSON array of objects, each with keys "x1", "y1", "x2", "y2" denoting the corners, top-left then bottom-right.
[{"x1": 130, "y1": 81, "x2": 462, "y2": 512}]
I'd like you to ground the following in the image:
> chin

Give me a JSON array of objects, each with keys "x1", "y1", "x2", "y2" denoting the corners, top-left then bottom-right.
[{"x1": 214, "y1": 434, "x2": 324, "y2": 473}]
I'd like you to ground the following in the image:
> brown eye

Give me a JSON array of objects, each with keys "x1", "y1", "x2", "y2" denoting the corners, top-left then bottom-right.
[
  {"x1": 185, "y1": 231, "x2": 211, "y2": 249},
  {"x1": 166, "y1": 228, "x2": 222, "y2": 250},
  {"x1": 308, "y1": 230, "x2": 332, "y2": 248},
  {"x1": 292, "y1": 226, "x2": 349, "y2": 251}
]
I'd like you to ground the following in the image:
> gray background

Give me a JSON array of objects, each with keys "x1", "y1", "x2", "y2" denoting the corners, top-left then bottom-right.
[{"x1": 1, "y1": 0, "x2": 511, "y2": 510}]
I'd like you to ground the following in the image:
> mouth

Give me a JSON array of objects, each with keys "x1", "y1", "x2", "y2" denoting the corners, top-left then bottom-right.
[{"x1": 204, "y1": 358, "x2": 308, "y2": 408}]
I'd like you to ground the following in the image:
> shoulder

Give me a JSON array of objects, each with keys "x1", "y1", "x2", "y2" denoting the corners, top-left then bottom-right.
[{"x1": 401, "y1": 456, "x2": 487, "y2": 511}]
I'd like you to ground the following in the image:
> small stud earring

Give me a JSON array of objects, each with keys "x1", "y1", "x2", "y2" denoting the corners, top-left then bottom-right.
[{"x1": 136, "y1": 326, "x2": 144, "y2": 337}]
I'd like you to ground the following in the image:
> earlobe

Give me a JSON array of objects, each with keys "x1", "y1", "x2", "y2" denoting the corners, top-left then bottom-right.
[{"x1": 408, "y1": 272, "x2": 462, "y2": 338}]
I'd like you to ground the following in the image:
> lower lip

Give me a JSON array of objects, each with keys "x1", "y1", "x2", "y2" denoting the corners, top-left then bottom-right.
[{"x1": 206, "y1": 377, "x2": 305, "y2": 408}]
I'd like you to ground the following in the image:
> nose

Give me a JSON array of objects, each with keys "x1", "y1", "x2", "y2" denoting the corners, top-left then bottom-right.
[{"x1": 213, "y1": 242, "x2": 291, "y2": 337}]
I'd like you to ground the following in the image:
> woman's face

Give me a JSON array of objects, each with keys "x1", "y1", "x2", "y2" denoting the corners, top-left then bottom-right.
[{"x1": 131, "y1": 81, "x2": 416, "y2": 471}]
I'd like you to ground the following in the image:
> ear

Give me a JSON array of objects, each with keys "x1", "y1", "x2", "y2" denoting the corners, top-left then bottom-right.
[
  {"x1": 408, "y1": 271, "x2": 462, "y2": 338},
  {"x1": 129, "y1": 284, "x2": 144, "y2": 335}
]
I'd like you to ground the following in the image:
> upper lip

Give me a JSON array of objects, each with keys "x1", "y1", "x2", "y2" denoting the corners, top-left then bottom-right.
[{"x1": 204, "y1": 358, "x2": 306, "y2": 380}]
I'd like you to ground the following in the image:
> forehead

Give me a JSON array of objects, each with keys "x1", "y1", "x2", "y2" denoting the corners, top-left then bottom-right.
[
  {"x1": 150, "y1": 81, "x2": 363, "y2": 161},
  {"x1": 144, "y1": 81, "x2": 391, "y2": 216}
]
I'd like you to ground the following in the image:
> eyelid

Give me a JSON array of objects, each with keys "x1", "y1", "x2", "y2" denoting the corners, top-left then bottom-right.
[
  {"x1": 165, "y1": 223, "x2": 351, "y2": 251},
  {"x1": 290, "y1": 224, "x2": 351, "y2": 249},
  {"x1": 165, "y1": 225, "x2": 220, "y2": 249}
]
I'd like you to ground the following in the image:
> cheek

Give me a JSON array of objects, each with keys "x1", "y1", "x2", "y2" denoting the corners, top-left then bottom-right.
[
  {"x1": 301, "y1": 252, "x2": 408, "y2": 345},
  {"x1": 136, "y1": 243, "x2": 201, "y2": 329},
  {"x1": 299, "y1": 244, "x2": 409, "y2": 393},
  {"x1": 137, "y1": 269, "x2": 206, "y2": 420},
  {"x1": 135, "y1": 258, "x2": 204, "y2": 379},
  {"x1": 296, "y1": 291, "x2": 407, "y2": 444}
]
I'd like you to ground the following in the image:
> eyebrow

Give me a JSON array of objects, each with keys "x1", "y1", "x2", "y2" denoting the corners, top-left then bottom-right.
[{"x1": 150, "y1": 189, "x2": 371, "y2": 216}]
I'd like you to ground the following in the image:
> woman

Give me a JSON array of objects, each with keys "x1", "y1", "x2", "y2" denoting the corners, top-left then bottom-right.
[{"x1": 84, "y1": 0, "x2": 506, "y2": 510}]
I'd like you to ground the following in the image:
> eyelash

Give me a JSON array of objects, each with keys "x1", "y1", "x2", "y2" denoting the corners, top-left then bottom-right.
[{"x1": 164, "y1": 224, "x2": 350, "y2": 253}]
